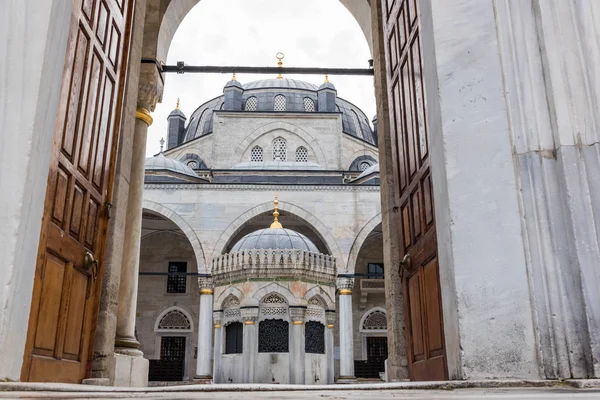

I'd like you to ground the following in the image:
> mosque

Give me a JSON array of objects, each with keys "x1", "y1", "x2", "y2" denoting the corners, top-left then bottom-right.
[{"x1": 137, "y1": 74, "x2": 391, "y2": 383}]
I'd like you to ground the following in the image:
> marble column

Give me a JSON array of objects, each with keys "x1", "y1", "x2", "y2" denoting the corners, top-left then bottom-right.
[
  {"x1": 115, "y1": 65, "x2": 162, "y2": 355},
  {"x1": 325, "y1": 310, "x2": 336, "y2": 384},
  {"x1": 241, "y1": 306, "x2": 258, "y2": 383},
  {"x1": 195, "y1": 276, "x2": 214, "y2": 379},
  {"x1": 212, "y1": 311, "x2": 224, "y2": 383},
  {"x1": 289, "y1": 306, "x2": 307, "y2": 384},
  {"x1": 337, "y1": 277, "x2": 355, "y2": 380}
]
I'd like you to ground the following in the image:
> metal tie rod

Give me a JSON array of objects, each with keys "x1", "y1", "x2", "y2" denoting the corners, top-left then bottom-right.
[{"x1": 142, "y1": 59, "x2": 374, "y2": 76}]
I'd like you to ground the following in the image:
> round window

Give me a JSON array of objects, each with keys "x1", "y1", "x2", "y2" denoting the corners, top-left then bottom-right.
[
  {"x1": 359, "y1": 162, "x2": 371, "y2": 171},
  {"x1": 187, "y1": 160, "x2": 198, "y2": 169}
]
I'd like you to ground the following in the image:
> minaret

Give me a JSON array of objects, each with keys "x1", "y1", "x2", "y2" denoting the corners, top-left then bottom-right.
[
  {"x1": 270, "y1": 193, "x2": 283, "y2": 229},
  {"x1": 166, "y1": 98, "x2": 186, "y2": 149}
]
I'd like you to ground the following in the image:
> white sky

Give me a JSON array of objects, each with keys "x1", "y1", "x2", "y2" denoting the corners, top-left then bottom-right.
[{"x1": 146, "y1": 0, "x2": 376, "y2": 156}]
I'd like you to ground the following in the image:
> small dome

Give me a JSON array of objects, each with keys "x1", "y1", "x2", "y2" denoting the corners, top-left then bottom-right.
[
  {"x1": 145, "y1": 153, "x2": 198, "y2": 178},
  {"x1": 168, "y1": 108, "x2": 186, "y2": 118},
  {"x1": 231, "y1": 228, "x2": 319, "y2": 253},
  {"x1": 356, "y1": 163, "x2": 379, "y2": 179},
  {"x1": 318, "y1": 82, "x2": 336, "y2": 91},
  {"x1": 224, "y1": 79, "x2": 243, "y2": 90}
]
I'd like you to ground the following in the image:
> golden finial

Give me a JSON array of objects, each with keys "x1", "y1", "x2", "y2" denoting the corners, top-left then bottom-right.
[
  {"x1": 276, "y1": 52, "x2": 284, "y2": 80},
  {"x1": 232, "y1": 72, "x2": 237, "y2": 81},
  {"x1": 176, "y1": 98, "x2": 180, "y2": 109},
  {"x1": 324, "y1": 74, "x2": 329, "y2": 83},
  {"x1": 270, "y1": 193, "x2": 283, "y2": 229}
]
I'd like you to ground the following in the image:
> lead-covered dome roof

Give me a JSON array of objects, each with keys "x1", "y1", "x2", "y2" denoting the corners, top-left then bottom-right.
[
  {"x1": 231, "y1": 228, "x2": 319, "y2": 253},
  {"x1": 181, "y1": 78, "x2": 375, "y2": 145},
  {"x1": 145, "y1": 153, "x2": 197, "y2": 178}
]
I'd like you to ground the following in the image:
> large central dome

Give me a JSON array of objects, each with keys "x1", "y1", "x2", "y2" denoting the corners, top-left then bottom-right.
[{"x1": 231, "y1": 228, "x2": 319, "y2": 253}]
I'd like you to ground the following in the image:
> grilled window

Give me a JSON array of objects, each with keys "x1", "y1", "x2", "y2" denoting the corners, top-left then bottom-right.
[
  {"x1": 303, "y1": 97, "x2": 315, "y2": 112},
  {"x1": 251, "y1": 145, "x2": 263, "y2": 162},
  {"x1": 305, "y1": 321, "x2": 325, "y2": 354},
  {"x1": 258, "y1": 319, "x2": 289, "y2": 353},
  {"x1": 245, "y1": 96, "x2": 257, "y2": 111},
  {"x1": 167, "y1": 262, "x2": 187, "y2": 293},
  {"x1": 295, "y1": 146, "x2": 308, "y2": 162},
  {"x1": 225, "y1": 322, "x2": 243, "y2": 354},
  {"x1": 272, "y1": 137, "x2": 287, "y2": 161},
  {"x1": 274, "y1": 95, "x2": 286, "y2": 111},
  {"x1": 359, "y1": 161, "x2": 371, "y2": 171}
]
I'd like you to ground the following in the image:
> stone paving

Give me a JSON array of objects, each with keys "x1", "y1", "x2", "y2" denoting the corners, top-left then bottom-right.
[{"x1": 1, "y1": 387, "x2": 600, "y2": 399}]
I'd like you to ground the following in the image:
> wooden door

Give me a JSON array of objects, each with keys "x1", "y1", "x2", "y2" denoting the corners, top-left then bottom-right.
[
  {"x1": 21, "y1": 0, "x2": 134, "y2": 383},
  {"x1": 382, "y1": 0, "x2": 448, "y2": 381}
]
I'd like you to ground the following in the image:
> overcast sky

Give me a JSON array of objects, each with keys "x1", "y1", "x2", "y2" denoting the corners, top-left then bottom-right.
[{"x1": 146, "y1": 0, "x2": 376, "y2": 156}]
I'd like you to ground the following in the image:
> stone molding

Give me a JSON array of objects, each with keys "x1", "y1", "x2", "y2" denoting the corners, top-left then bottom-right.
[
  {"x1": 326, "y1": 310, "x2": 336, "y2": 326},
  {"x1": 145, "y1": 183, "x2": 380, "y2": 192},
  {"x1": 213, "y1": 310, "x2": 223, "y2": 326},
  {"x1": 211, "y1": 249, "x2": 336, "y2": 286},
  {"x1": 240, "y1": 306, "x2": 259, "y2": 323},
  {"x1": 198, "y1": 276, "x2": 214, "y2": 293},
  {"x1": 289, "y1": 306, "x2": 307, "y2": 323}
]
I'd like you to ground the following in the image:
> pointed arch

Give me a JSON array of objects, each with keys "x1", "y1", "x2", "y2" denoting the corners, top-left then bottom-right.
[
  {"x1": 143, "y1": 200, "x2": 206, "y2": 273},
  {"x1": 209, "y1": 201, "x2": 344, "y2": 267},
  {"x1": 252, "y1": 283, "x2": 299, "y2": 306},
  {"x1": 215, "y1": 286, "x2": 245, "y2": 309},
  {"x1": 154, "y1": 306, "x2": 194, "y2": 333},
  {"x1": 347, "y1": 213, "x2": 382, "y2": 274},
  {"x1": 359, "y1": 307, "x2": 387, "y2": 332}
]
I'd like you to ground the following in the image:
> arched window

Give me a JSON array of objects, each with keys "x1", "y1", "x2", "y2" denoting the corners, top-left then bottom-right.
[
  {"x1": 245, "y1": 96, "x2": 257, "y2": 111},
  {"x1": 305, "y1": 321, "x2": 325, "y2": 354},
  {"x1": 272, "y1": 137, "x2": 287, "y2": 161},
  {"x1": 274, "y1": 95, "x2": 286, "y2": 111},
  {"x1": 187, "y1": 160, "x2": 198, "y2": 169},
  {"x1": 303, "y1": 97, "x2": 315, "y2": 112},
  {"x1": 157, "y1": 309, "x2": 191, "y2": 330},
  {"x1": 250, "y1": 145, "x2": 263, "y2": 162},
  {"x1": 351, "y1": 110, "x2": 362, "y2": 137},
  {"x1": 359, "y1": 161, "x2": 371, "y2": 171},
  {"x1": 295, "y1": 146, "x2": 308, "y2": 162},
  {"x1": 361, "y1": 309, "x2": 387, "y2": 331},
  {"x1": 225, "y1": 322, "x2": 243, "y2": 354}
]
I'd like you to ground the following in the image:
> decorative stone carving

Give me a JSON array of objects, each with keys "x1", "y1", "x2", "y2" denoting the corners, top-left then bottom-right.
[
  {"x1": 289, "y1": 306, "x2": 306, "y2": 323},
  {"x1": 308, "y1": 296, "x2": 326, "y2": 307},
  {"x1": 262, "y1": 293, "x2": 286, "y2": 304},
  {"x1": 137, "y1": 63, "x2": 163, "y2": 112},
  {"x1": 240, "y1": 306, "x2": 259, "y2": 324},
  {"x1": 158, "y1": 310, "x2": 191, "y2": 330},
  {"x1": 198, "y1": 276, "x2": 214, "y2": 294},
  {"x1": 326, "y1": 310, "x2": 336, "y2": 327},
  {"x1": 222, "y1": 294, "x2": 240, "y2": 309},
  {"x1": 336, "y1": 277, "x2": 354, "y2": 293},
  {"x1": 362, "y1": 310, "x2": 387, "y2": 330},
  {"x1": 212, "y1": 249, "x2": 336, "y2": 285},
  {"x1": 213, "y1": 310, "x2": 223, "y2": 326}
]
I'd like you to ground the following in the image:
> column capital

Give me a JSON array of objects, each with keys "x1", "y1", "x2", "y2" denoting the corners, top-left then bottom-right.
[
  {"x1": 213, "y1": 310, "x2": 223, "y2": 327},
  {"x1": 336, "y1": 276, "x2": 354, "y2": 294},
  {"x1": 198, "y1": 276, "x2": 214, "y2": 295},
  {"x1": 289, "y1": 305, "x2": 307, "y2": 324},
  {"x1": 240, "y1": 306, "x2": 258, "y2": 324},
  {"x1": 137, "y1": 63, "x2": 163, "y2": 112},
  {"x1": 326, "y1": 309, "x2": 336, "y2": 327}
]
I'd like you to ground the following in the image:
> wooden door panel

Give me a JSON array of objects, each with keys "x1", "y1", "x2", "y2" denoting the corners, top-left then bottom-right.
[
  {"x1": 22, "y1": 0, "x2": 133, "y2": 383},
  {"x1": 383, "y1": 0, "x2": 447, "y2": 380}
]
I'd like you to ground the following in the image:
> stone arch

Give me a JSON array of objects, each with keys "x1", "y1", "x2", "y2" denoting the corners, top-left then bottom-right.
[
  {"x1": 346, "y1": 213, "x2": 382, "y2": 274},
  {"x1": 303, "y1": 286, "x2": 335, "y2": 310},
  {"x1": 154, "y1": 306, "x2": 194, "y2": 333},
  {"x1": 210, "y1": 201, "x2": 344, "y2": 266},
  {"x1": 143, "y1": 200, "x2": 206, "y2": 273},
  {"x1": 215, "y1": 286, "x2": 245, "y2": 309},
  {"x1": 234, "y1": 121, "x2": 328, "y2": 167},
  {"x1": 153, "y1": 1, "x2": 372, "y2": 64},
  {"x1": 252, "y1": 283, "x2": 299, "y2": 306},
  {"x1": 359, "y1": 306, "x2": 387, "y2": 333}
]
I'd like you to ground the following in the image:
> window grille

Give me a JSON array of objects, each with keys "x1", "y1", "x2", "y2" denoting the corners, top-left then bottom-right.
[
  {"x1": 258, "y1": 319, "x2": 289, "y2": 352},
  {"x1": 351, "y1": 110, "x2": 362, "y2": 137},
  {"x1": 262, "y1": 293, "x2": 286, "y2": 304},
  {"x1": 222, "y1": 295, "x2": 240, "y2": 308},
  {"x1": 272, "y1": 137, "x2": 287, "y2": 161},
  {"x1": 303, "y1": 97, "x2": 315, "y2": 112},
  {"x1": 305, "y1": 321, "x2": 325, "y2": 354},
  {"x1": 245, "y1": 96, "x2": 257, "y2": 111},
  {"x1": 158, "y1": 310, "x2": 191, "y2": 330},
  {"x1": 274, "y1": 95, "x2": 287, "y2": 111},
  {"x1": 295, "y1": 146, "x2": 308, "y2": 162},
  {"x1": 187, "y1": 160, "x2": 198, "y2": 169},
  {"x1": 225, "y1": 322, "x2": 243, "y2": 354},
  {"x1": 359, "y1": 161, "x2": 371, "y2": 171},
  {"x1": 362, "y1": 310, "x2": 387, "y2": 330},
  {"x1": 250, "y1": 146, "x2": 263, "y2": 162},
  {"x1": 148, "y1": 336, "x2": 186, "y2": 381},
  {"x1": 167, "y1": 262, "x2": 187, "y2": 293}
]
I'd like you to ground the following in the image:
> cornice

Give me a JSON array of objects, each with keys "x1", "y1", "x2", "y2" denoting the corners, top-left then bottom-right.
[{"x1": 144, "y1": 183, "x2": 380, "y2": 192}]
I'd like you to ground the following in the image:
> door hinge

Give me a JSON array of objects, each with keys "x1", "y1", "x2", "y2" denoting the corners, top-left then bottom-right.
[{"x1": 104, "y1": 201, "x2": 113, "y2": 219}]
